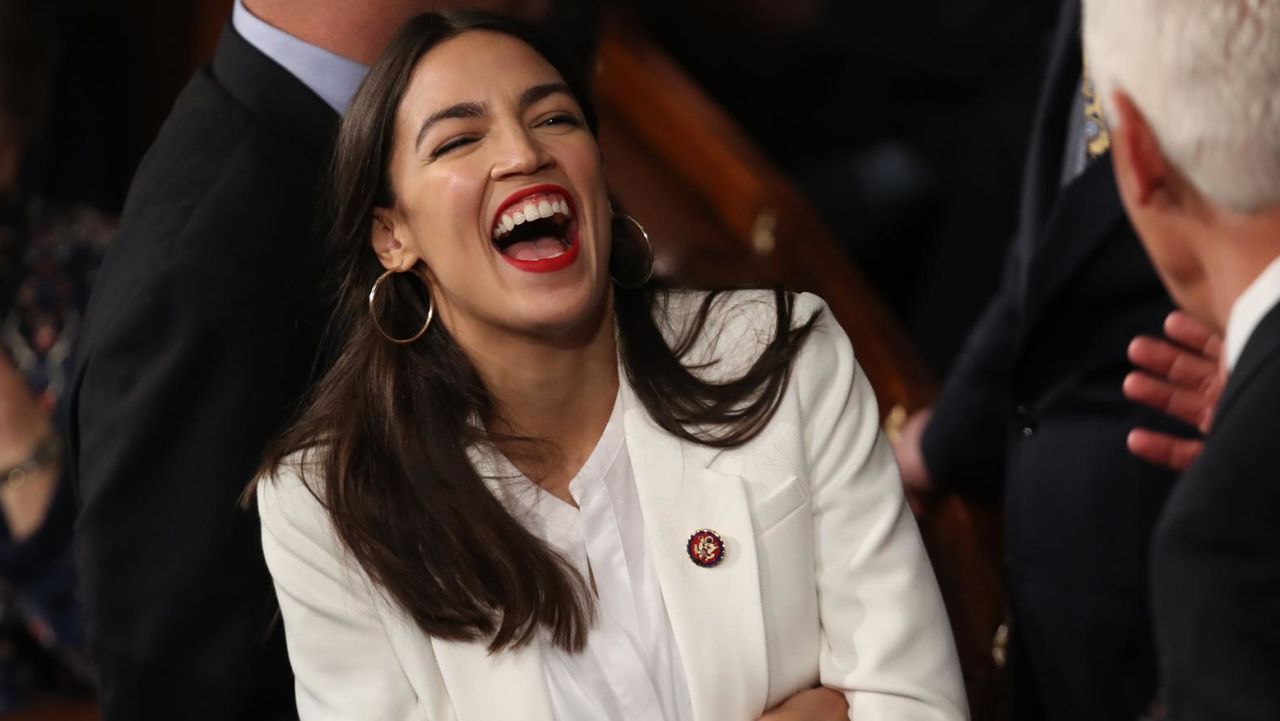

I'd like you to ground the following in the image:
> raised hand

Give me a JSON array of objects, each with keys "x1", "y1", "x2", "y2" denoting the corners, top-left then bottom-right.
[
  {"x1": 890, "y1": 408, "x2": 932, "y2": 484},
  {"x1": 1123, "y1": 311, "x2": 1225, "y2": 471},
  {"x1": 889, "y1": 407, "x2": 940, "y2": 516}
]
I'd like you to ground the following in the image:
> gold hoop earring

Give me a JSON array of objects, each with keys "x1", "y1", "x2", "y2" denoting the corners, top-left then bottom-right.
[
  {"x1": 368, "y1": 266, "x2": 435, "y2": 344},
  {"x1": 610, "y1": 214, "x2": 655, "y2": 289}
]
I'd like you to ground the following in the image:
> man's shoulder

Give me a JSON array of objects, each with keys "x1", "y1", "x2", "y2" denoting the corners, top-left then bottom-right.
[
  {"x1": 125, "y1": 67, "x2": 254, "y2": 200},
  {"x1": 80, "y1": 65, "x2": 336, "y2": 352},
  {"x1": 1203, "y1": 354, "x2": 1280, "y2": 468},
  {"x1": 1161, "y1": 352, "x2": 1280, "y2": 544},
  {"x1": 106, "y1": 67, "x2": 334, "y2": 274},
  {"x1": 1153, "y1": 352, "x2": 1280, "y2": 628},
  {"x1": 123, "y1": 69, "x2": 330, "y2": 226}
]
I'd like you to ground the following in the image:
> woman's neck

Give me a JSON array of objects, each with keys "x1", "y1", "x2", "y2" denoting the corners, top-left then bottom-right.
[{"x1": 456, "y1": 297, "x2": 620, "y2": 501}]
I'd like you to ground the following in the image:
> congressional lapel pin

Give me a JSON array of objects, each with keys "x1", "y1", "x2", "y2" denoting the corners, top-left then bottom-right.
[{"x1": 686, "y1": 529, "x2": 726, "y2": 568}]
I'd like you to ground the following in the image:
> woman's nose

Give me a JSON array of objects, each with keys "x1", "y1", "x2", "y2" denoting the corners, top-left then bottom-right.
[{"x1": 490, "y1": 127, "x2": 553, "y2": 180}]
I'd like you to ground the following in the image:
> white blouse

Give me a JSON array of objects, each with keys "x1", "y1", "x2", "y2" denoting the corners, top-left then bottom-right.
[{"x1": 497, "y1": 393, "x2": 696, "y2": 721}]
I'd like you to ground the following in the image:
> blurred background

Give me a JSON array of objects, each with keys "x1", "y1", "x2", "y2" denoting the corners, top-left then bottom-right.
[{"x1": 2, "y1": 0, "x2": 1061, "y2": 718}]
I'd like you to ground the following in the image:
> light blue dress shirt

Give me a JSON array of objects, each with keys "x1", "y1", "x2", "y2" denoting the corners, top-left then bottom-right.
[{"x1": 231, "y1": 0, "x2": 368, "y2": 114}]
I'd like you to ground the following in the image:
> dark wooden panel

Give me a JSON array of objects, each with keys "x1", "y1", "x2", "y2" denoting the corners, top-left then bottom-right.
[{"x1": 2, "y1": 700, "x2": 98, "y2": 721}]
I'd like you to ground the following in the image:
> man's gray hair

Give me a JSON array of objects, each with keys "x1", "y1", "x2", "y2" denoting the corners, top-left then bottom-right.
[{"x1": 1084, "y1": 0, "x2": 1280, "y2": 212}]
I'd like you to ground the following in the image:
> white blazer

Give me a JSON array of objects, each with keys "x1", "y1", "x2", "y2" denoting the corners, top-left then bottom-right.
[{"x1": 258, "y1": 291, "x2": 969, "y2": 721}]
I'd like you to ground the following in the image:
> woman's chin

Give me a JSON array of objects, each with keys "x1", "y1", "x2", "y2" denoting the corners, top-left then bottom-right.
[{"x1": 503, "y1": 284, "x2": 611, "y2": 340}]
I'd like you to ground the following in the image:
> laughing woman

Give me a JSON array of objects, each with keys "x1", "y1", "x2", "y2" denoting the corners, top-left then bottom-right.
[{"x1": 255, "y1": 12, "x2": 966, "y2": 721}]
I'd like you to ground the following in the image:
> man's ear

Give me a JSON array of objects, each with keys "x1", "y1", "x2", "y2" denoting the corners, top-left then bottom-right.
[
  {"x1": 371, "y1": 207, "x2": 421, "y2": 271},
  {"x1": 1109, "y1": 91, "x2": 1169, "y2": 208}
]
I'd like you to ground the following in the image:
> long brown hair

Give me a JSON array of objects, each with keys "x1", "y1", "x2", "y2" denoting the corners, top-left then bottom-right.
[{"x1": 258, "y1": 11, "x2": 819, "y2": 654}]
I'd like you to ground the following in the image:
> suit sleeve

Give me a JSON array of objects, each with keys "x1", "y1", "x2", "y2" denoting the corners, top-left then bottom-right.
[
  {"x1": 794, "y1": 295, "x2": 969, "y2": 721},
  {"x1": 920, "y1": 246, "x2": 1021, "y2": 500},
  {"x1": 73, "y1": 261, "x2": 310, "y2": 721},
  {"x1": 257, "y1": 467, "x2": 431, "y2": 721}
]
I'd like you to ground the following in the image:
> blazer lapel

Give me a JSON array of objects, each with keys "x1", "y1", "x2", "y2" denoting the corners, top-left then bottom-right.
[
  {"x1": 1014, "y1": 0, "x2": 1131, "y2": 333},
  {"x1": 431, "y1": 636, "x2": 555, "y2": 721},
  {"x1": 1020, "y1": 155, "x2": 1128, "y2": 332},
  {"x1": 1017, "y1": 0, "x2": 1083, "y2": 255},
  {"x1": 620, "y1": 383, "x2": 770, "y2": 721}
]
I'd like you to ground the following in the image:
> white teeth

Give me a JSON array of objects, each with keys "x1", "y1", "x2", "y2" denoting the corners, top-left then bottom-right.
[{"x1": 491, "y1": 192, "x2": 574, "y2": 240}]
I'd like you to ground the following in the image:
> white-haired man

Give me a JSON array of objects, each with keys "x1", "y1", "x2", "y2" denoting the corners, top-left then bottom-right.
[{"x1": 1085, "y1": 0, "x2": 1280, "y2": 717}]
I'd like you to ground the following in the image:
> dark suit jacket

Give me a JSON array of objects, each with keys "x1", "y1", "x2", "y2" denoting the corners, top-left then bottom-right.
[
  {"x1": 1152, "y1": 300, "x2": 1280, "y2": 721},
  {"x1": 68, "y1": 25, "x2": 338, "y2": 720},
  {"x1": 921, "y1": 1, "x2": 1191, "y2": 719}
]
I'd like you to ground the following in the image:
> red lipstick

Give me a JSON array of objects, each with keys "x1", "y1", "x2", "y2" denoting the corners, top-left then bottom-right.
[{"x1": 491, "y1": 184, "x2": 579, "y2": 274}]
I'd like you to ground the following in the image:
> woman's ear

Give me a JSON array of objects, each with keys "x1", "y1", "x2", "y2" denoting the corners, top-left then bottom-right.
[{"x1": 371, "y1": 207, "x2": 421, "y2": 271}]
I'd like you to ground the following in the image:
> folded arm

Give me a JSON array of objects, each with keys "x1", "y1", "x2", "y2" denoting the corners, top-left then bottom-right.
[{"x1": 796, "y1": 296, "x2": 969, "y2": 721}]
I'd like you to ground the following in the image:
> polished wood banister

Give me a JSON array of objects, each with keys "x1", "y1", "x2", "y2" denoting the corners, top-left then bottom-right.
[{"x1": 3, "y1": 700, "x2": 99, "y2": 721}]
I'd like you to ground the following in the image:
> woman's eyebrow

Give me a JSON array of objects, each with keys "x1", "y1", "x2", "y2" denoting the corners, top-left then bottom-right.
[
  {"x1": 414, "y1": 101, "x2": 486, "y2": 151},
  {"x1": 519, "y1": 82, "x2": 572, "y2": 110}
]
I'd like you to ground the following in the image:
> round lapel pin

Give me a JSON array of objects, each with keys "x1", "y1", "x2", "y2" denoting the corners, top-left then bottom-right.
[{"x1": 686, "y1": 529, "x2": 726, "y2": 568}]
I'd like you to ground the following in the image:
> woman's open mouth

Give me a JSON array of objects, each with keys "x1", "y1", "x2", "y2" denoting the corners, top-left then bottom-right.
[{"x1": 490, "y1": 185, "x2": 580, "y2": 273}]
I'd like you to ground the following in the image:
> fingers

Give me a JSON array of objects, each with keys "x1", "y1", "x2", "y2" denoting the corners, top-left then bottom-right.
[
  {"x1": 1127, "y1": 428, "x2": 1204, "y2": 471},
  {"x1": 1164, "y1": 310, "x2": 1223, "y2": 362},
  {"x1": 1124, "y1": 312, "x2": 1221, "y2": 472},
  {"x1": 1123, "y1": 371, "x2": 1214, "y2": 429},
  {"x1": 1128, "y1": 335, "x2": 1219, "y2": 387},
  {"x1": 891, "y1": 409, "x2": 935, "y2": 491}
]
